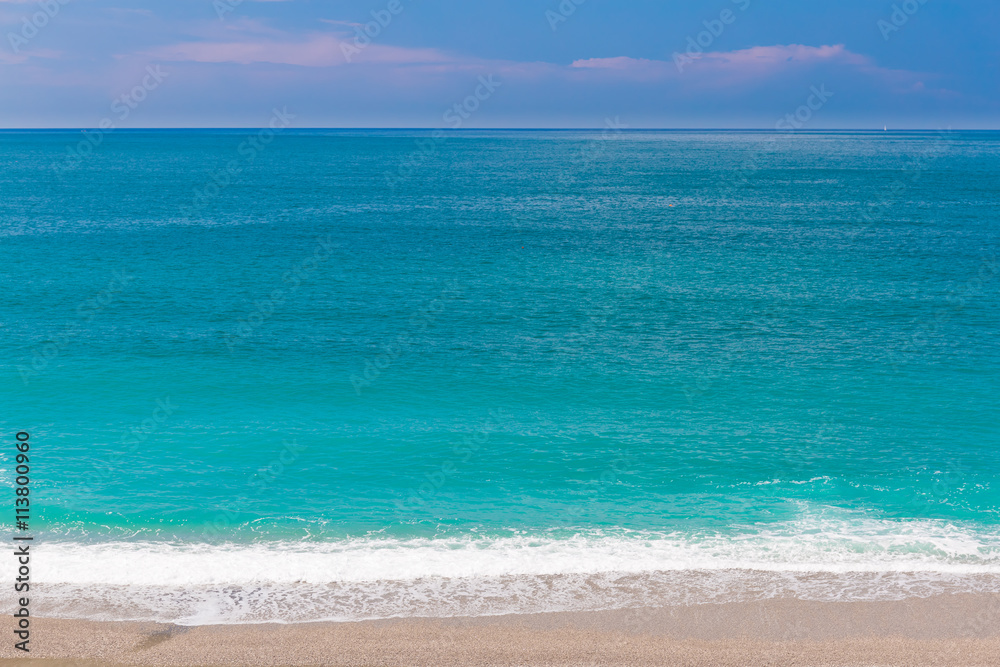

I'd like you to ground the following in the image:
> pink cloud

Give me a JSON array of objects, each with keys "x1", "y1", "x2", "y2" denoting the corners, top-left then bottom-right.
[
  {"x1": 145, "y1": 33, "x2": 450, "y2": 67},
  {"x1": 0, "y1": 51, "x2": 27, "y2": 65},
  {"x1": 707, "y1": 43, "x2": 868, "y2": 68},
  {"x1": 0, "y1": 47, "x2": 62, "y2": 65},
  {"x1": 572, "y1": 44, "x2": 871, "y2": 79},
  {"x1": 136, "y1": 34, "x2": 936, "y2": 102},
  {"x1": 565, "y1": 43, "x2": 943, "y2": 97},
  {"x1": 570, "y1": 56, "x2": 659, "y2": 71}
]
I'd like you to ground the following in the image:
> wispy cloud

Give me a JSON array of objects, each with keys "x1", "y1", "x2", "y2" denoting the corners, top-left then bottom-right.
[
  {"x1": 145, "y1": 32, "x2": 450, "y2": 67},
  {"x1": 572, "y1": 44, "x2": 868, "y2": 77},
  {"x1": 0, "y1": 47, "x2": 61, "y2": 64},
  {"x1": 137, "y1": 35, "x2": 936, "y2": 100},
  {"x1": 567, "y1": 43, "x2": 936, "y2": 95}
]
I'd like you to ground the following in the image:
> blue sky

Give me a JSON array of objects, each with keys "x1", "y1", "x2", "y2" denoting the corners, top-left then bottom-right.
[{"x1": 1, "y1": 0, "x2": 997, "y2": 128}]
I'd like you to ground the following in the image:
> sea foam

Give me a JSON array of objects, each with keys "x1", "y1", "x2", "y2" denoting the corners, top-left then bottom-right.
[{"x1": 26, "y1": 518, "x2": 1000, "y2": 624}]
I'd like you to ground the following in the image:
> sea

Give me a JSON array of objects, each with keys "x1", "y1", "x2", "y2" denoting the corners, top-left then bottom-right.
[{"x1": 1, "y1": 129, "x2": 998, "y2": 624}]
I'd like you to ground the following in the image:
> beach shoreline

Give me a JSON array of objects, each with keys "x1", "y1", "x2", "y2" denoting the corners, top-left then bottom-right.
[{"x1": 3, "y1": 594, "x2": 999, "y2": 666}]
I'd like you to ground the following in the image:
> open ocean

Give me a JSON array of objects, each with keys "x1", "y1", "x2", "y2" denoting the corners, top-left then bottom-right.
[{"x1": 2, "y1": 129, "x2": 999, "y2": 624}]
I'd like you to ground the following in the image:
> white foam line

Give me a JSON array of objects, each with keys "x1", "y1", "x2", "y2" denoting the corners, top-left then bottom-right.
[{"x1": 33, "y1": 522, "x2": 1000, "y2": 587}]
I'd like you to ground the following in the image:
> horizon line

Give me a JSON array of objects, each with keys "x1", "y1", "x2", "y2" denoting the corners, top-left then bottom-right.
[{"x1": 0, "y1": 127, "x2": 989, "y2": 132}]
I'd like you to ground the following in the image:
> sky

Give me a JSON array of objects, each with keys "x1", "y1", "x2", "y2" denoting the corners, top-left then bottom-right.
[{"x1": 0, "y1": 0, "x2": 997, "y2": 128}]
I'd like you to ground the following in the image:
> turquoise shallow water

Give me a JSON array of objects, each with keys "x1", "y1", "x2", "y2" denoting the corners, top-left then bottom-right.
[{"x1": 1, "y1": 130, "x2": 999, "y2": 622}]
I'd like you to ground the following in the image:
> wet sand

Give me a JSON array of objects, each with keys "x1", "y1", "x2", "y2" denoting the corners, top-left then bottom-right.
[{"x1": 2, "y1": 594, "x2": 1000, "y2": 666}]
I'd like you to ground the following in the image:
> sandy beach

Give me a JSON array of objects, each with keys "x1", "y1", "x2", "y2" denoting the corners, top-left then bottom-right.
[{"x1": 3, "y1": 594, "x2": 999, "y2": 666}]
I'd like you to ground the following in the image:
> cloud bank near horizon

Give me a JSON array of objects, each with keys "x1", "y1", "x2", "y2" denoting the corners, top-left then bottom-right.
[{"x1": 0, "y1": 0, "x2": 995, "y2": 128}]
